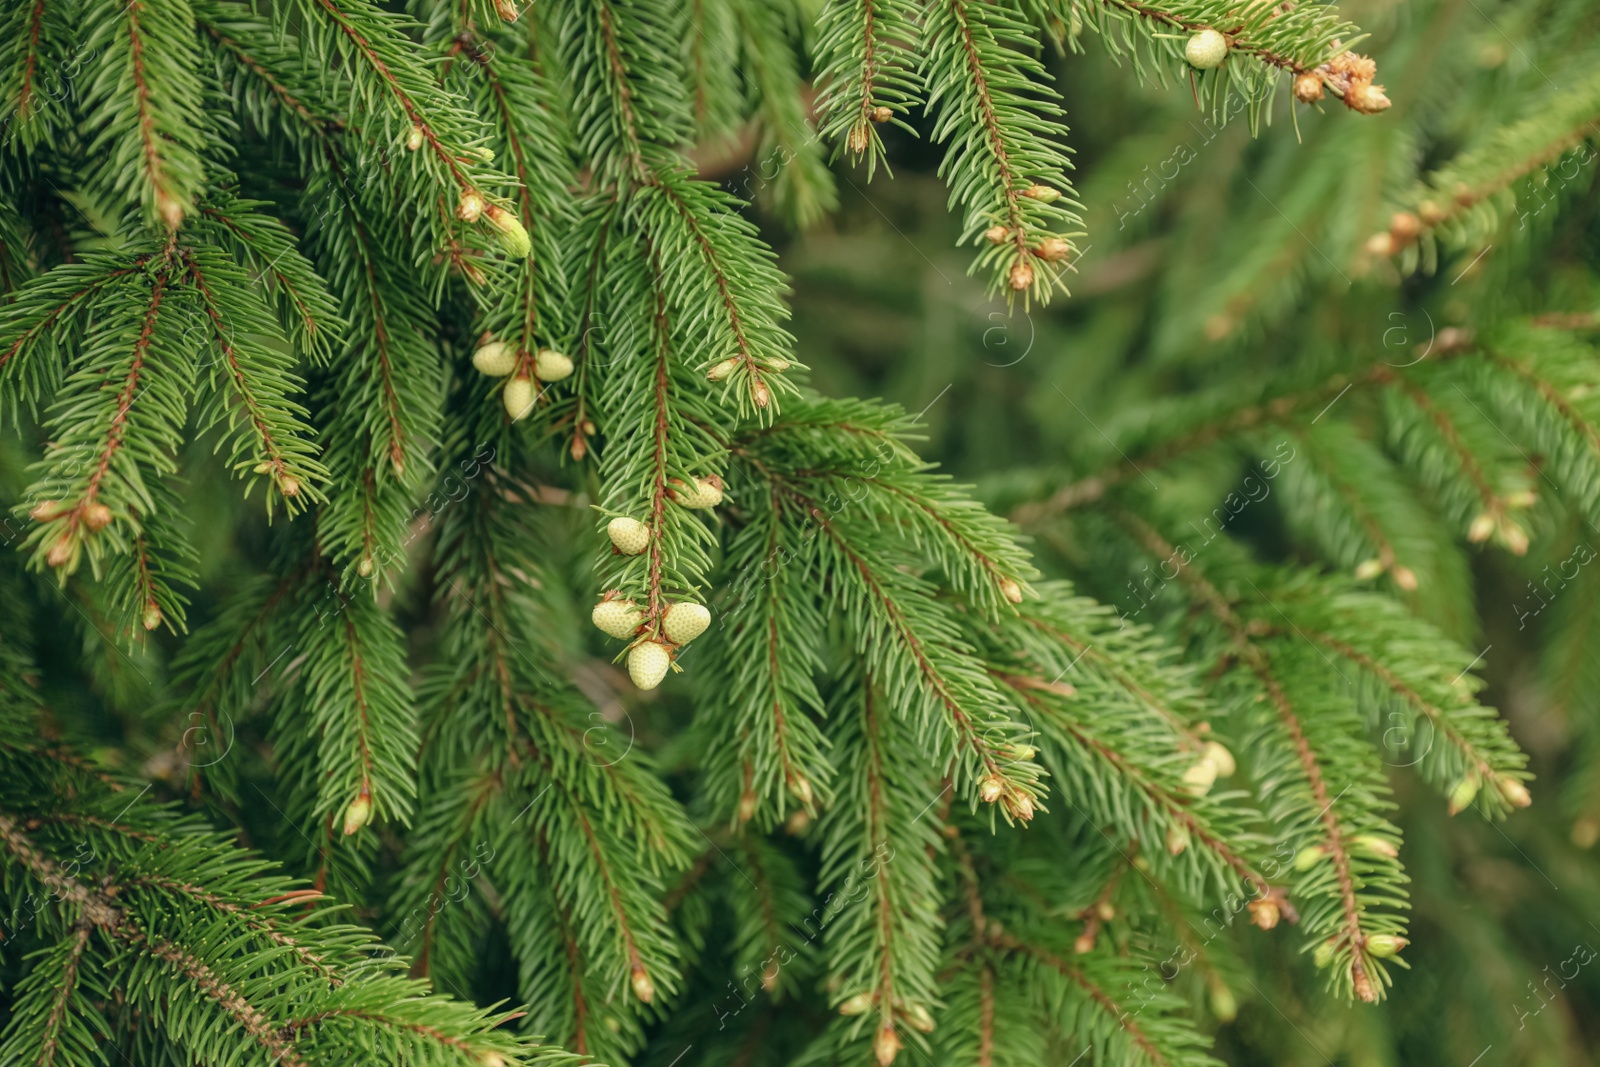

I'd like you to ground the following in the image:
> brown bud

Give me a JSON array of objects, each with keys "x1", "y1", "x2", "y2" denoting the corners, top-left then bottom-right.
[
  {"x1": 1345, "y1": 80, "x2": 1391, "y2": 114},
  {"x1": 999, "y1": 577, "x2": 1023, "y2": 604},
  {"x1": 1073, "y1": 928, "x2": 1097, "y2": 954},
  {"x1": 904, "y1": 1002, "x2": 935, "y2": 1033},
  {"x1": 83, "y1": 503, "x2": 113, "y2": 531},
  {"x1": 456, "y1": 192, "x2": 486, "y2": 223},
  {"x1": 342, "y1": 790, "x2": 372, "y2": 835},
  {"x1": 1497, "y1": 518, "x2": 1530, "y2": 556},
  {"x1": 874, "y1": 1023, "x2": 900, "y2": 1066},
  {"x1": 1247, "y1": 898, "x2": 1281, "y2": 930},
  {"x1": 1467, "y1": 512, "x2": 1495, "y2": 544},
  {"x1": 1389, "y1": 211, "x2": 1421, "y2": 244},
  {"x1": 141, "y1": 601, "x2": 163, "y2": 632},
  {"x1": 155, "y1": 189, "x2": 185, "y2": 230},
  {"x1": 29, "y1": 499, "x2": 62, "y2": 521},
  {"x1": 1035, "y1": 237, "x2": 1072, "y2": 262},
  {"x1": 1352, "y1": 834, "x2": 1399, "y2": 859},
  {"x1": 1002, "y1": 791, "x2": 1035, "y2": 822},
  {"x1": 839, "y1": 992, "x2": 873, "y2": 1016},
  {"x1": 752, "y1": 379, "x2": 771, "y2": 409},
  {"x1": 1352, "y1": 965, "x2": 1377, "y2": 1003},
  {"x1": 789, "y1": 774, "x2": 813, "y2": 806},
  {"x1": 1022, "y1": 184, "x2": 1061, "y2": 202},
  {"x1": 1418, "y1": 200, "x2": 1448, "y2": 225},
  {"x1": 1293, "y1": 72, "x2": 1325, "y2": 103},
  {"x1": 978, "y1": 776, "x2": 1004, "y2": 804},
  {"x1": 46, "y1": 535, "x2": 73, "y2": 569},
  {"x1": 737, "y1": 789, "x2": 758, "y2": 823},
  {"x1": 1449, "y1": 775, "x2": 1481, "y2": 815},
  {"x1": 278, "y1": 474, "x2": 301, "y2": 498},
  {"x1": 1008, "y1": 259, "x2": 1035, "y2": 292},
  {"x1": 495, "y1": 0, "x2": 520, "y2": 19},
  {"x1": 984, "y1": 225, "x2": 1010, "y2": 245},
  {"x1": 631, "y1": 965, "x2": 655, "y2": 1003},
  {"x1": 1496, "y1": 775, "x2": 1532, "y2": 808},
  {"x1": 871, "y1": 106, "x2": 893, "y2": 123},
  {"x1": 1365, "y1": 231, "x2": 1395, "y2": 257},
  {"x1": 405, "y1": 126, "x2": 424, "y2": 152},
  {"x1": 847, "y1": 125, "x2": 871, "y2": 154}
]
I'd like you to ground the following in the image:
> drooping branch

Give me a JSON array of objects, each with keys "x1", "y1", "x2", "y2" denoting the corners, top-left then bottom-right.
[{"x1": 1117, "y1": 513, "x2": 1378, "y2": 998}]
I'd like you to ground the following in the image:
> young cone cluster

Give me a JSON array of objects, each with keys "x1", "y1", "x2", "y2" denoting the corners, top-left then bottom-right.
[
  {"x1": 472, "y1": 337, "x2": 574, "y2": 421},
  {"x1": 592, "y1": 597, "x2": 712, "y2": 692}
]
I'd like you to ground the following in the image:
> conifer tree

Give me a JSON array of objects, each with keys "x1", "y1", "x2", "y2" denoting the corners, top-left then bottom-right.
[{"x1": 0, "y1": 0, "x2": 1594, "y2": 1064}]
